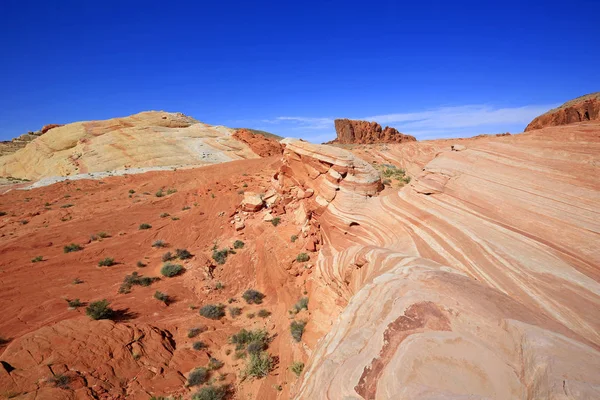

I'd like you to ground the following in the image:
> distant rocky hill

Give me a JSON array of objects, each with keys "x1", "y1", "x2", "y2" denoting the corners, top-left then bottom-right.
[
  {"x1": 0, "y1": 124, "x2": 62, "y2": 157},
  {"x1": 0, "y1": 111, "x2": 280, "y2": 181},
  {"x1": 525, "y1": 92, "x2": 600, "y2": 131},
  {"x1": 328, "y1": 118, "x2": 417, "y2": 144}
]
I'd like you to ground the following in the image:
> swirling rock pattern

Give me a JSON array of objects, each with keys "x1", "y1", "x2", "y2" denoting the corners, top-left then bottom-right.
[{"x1": 282, "y1": 123, "x2": 600, "y2": 399}]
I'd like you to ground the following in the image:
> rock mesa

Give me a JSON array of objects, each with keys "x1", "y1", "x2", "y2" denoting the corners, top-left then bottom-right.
[{"x1": 330, "y1": 118, "x2": 416, "y2": 144}]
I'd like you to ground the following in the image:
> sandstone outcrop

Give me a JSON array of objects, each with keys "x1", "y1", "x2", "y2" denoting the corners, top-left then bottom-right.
[
  {"x1": 525, "y1": 92, "x2": 600, "y2": 131},
  {"x1": 232, "y1": 128, "x2": 283, "y2": 157},
  {"x1": 282, "y1": 123, "x2": 600, "y2": 399},
  {"x1": 0, "y1": 111, "x2": 271, "y2": 181},
  {"x1": 330, "y1": 119, "x2": 416, "y2": 144}
]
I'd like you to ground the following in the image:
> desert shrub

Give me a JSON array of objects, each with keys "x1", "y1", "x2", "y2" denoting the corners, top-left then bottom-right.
[
  {"x1": 155, "y1": 189, "x2": 164, "y2": 197},
  {"x1": 152, "y1": 240, "x2": 167, "y2": 248},
  {"x1": 0, "y1": 336, "x2": 10, "y2": 345},
  {"x1": 229, "y1": 306, "x2": 242, "y2": 318},
  {"x1": 271, "y1": 217, "x2": 281, "y2": 226},
  {"x1": 215, "y1": 281, "x2": 224, "y2": 290},
  {"x1": 233, "y1": 240, "x2": 245, "y2": 249},
  {"x1": 98, "y1": 257, "x2": 115, "y2": 267},
  {"x1": 171, "y1": 216, "x2": 180, "y2": 220},
  {"x1": 66, "y1": 298, "x2": 82, "y2": 308},
  {"x1": 31, "y1": 256, "x2": 43, "y2": 263},
  {"x1": 290, "y1": 361, "x2": 304, "y2": 377},
  {"x1": 136, "y1": 260, "x2": 146, "y2": 268},
  {"x1": 0, "y1": 211, "x2": 6, "y2": 216},
  {"x1": 234, "y1": 350, "x2": 247, "y2": 359},
  {"x1": 257, "y1": 309, "x2": 271, "y2": 318},
  {"x1": 293, "y1": 297, "x2": 309, "y2": 313},
  {"x1": 291, "y1": 235, "x2": 298, "y2": 242},
  {"x1": 160, "y1": 212, "x2": 170, "y2": 218},
  {"x1": 162, "y1": 251, "x2": 174, "y2": 262},
  {"x1": 49, "y1": 374, "x2": 70, "y2": 388},
  {"x1": 63, "y1": 243, "x2": 83, "y2": 253},
  {"x1": 245, "y1": 352, "x2": 273, "y2": 379},
  {"x1": 86, "y1": 300, "x2": 113, "y2": 320},
  {"x1": 242, "y1": 289, "x2": 265, "y2": 304},
  {"x1": 129, "y1": 189, "x2": 135, "y2": 194},
  {"x1": 139, "y1": 223, "x2": 152, "y2": 230},
  {"x1": 230, "y1": 328, "x2": 268, "y2": 351},
  {"x1": 182, "y1": 206, "x2": 191, "y2": 210},
  {"x1": 120, "y1": 272, "x2": 159, "y2": 293},
  {"x1": 97, "y1": 232, "x2": 109, "y2": 238},
  {"x1": 167, "y1": 188, "x2": 177, "y2": 195},
  {"x1": 188, "y1": 367, "x2": 209, "y2": 386},
  {"x1": 290, "y1": 320, "x2": 307, "y2": 342},
  {"x1": 161, "y1": 263, "x2": 183, "y2": 277},
  {"x1": 193, "y1": 341, "x2": 208, "y2": 350},
  {"x1": 154, "y1": 291, "x2": 169, "y2": 304},
  {"x1": 175, "y1": 248, "x2": 193, "y2": 260},
  {"x1": 247, "y1": 340, "x2": 265, "y2": 354},
  {"x1": 247, "y1": 313, "x2": 255, "y2": 319},
  {"x1": 188, "y1": 327, "x2": 203, "y2": 338},
  {"x1": 209, "y1": 357, "x2": 224, "y2": 370},
  {"x1": 192, "y1": 385, "x2": 227, "y2": 400},
  {"x1": 227, "y1": 297, "x2": 236, "y2": 304},
  {"x1": 72, "y1": 277, "x2": 83, "y2": 284},
  {"x1": 382, "y1": 178, "x2": 392, "y2": 186},
  {"x1": 296, "y1": 253, "x2": 310, "y2": 262},
  {"x1": 212, "y1": 248, "x2": 229, "y2": 265},
  {"x1": 199, "y1": 304, "x2": 226, "y2": 320},
  {"x1": 60, "y1": 204, "x2": 73, "y2": 208}
]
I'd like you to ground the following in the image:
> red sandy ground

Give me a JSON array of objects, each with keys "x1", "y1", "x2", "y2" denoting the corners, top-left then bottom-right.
[{"x1": 0, "y1": 157, "x2": 312, "y2": 399}]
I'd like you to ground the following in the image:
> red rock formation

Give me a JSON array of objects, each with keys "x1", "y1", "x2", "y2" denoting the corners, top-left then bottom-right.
[
  {"x1": 330, "y1": 119, "x2": 417, "y2": 144},
  {"x1": 232, "y1": 128, "x2": 283, "y2": 157},
  {"x1": 525, "y1": 92, "x2": 600, "y2": 131},
  {"x1": 41, "y1": 123, "x2": 63, "y2": 133}
]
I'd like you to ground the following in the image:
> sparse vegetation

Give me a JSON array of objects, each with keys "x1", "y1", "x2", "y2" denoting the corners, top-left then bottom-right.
[
  {"x1": 182, "y1": 206, "x2": 191, "y2": 210},
  {"x1": 175, "y1": 248, "x2": 192, "y2": 259},
  {"x1": 129, "y1": 189, "x2": 135, "y2": 194},
  {"x1": 229, "y1": 306, "x2": 242, "y2": 318},
  {"x1": 188, "y1": 327, "x2": 203, "y2": 338},
  {"x1": 208, "y1": 357, "x2": 224, "y2": 370},
  {"x1": 230, "y1": 328, "x2": 269, "y2": 351},
  {"x1": 136, "y1": 261, "x2": 146, "y2": 268},
  {"x1": 160, "y1": 212, "x2": 170, "y2": 218},
  {"x1": 290, "y1": 320, "x2": 307, "y2": 342},
  {"x1": 119, "y1": 272, "x2": 159, "y2": 293},
  {"x1": 192, "y1": 385, "x2": 227, "y2": 400},
  {"x1": 98, "y1": 257, "x2": 115, "y2": 267},
  {"x1": 60, "y1": 204, "x2": 73, "y2": 208},
  {"x1": 0, "y1": 211, "x2": 6, "y2": 216},
  {"x1": 247, "y1": 313, "x2": 255, "y2": 319},
  {"x1": 257, "y1": 309, "x2": 271, "y2": 318},
  {"x1": 73, "y1": 277, "x2": 83, "y2": 284},
  {"x1": 290, "y1": 361, "x2": 305, "y2": 377},
  {"x1": 161, "y1": 263, "x2": 183, "y2": 277},
  {"x1": 188, "y1": 367, "x2": 210, "y2": 386},
  {"x1": 296, "y1": 253, "x2": 310, "y2": 262},
  {"x1": 212, "y1": 248, "x2": 229, "y2": 265},
  {"x1": 245, "y1": 352, "x2": 273, "y2": 379},
  {"x1": 31, "y1": 256, "x2": 43, "y2": 263},
  {"x1": 193, "y1": 341, "x2": 208, "y2": 350},
  {"x1": 162, "y1": 251, "x2": 174, "y2": 262},
  {"x1": 154, "y1": 291, "x2": 169, "y2": 305},
  {"x1": 0, "y1": 336, "x2": 10, "y2": 345},
  {"x1": 215, "y1": 281, "x2": 224, "y2": 290},
  {"x1": 152, "y1": 240, "x2": 167, "y2": 248},
  {"x1": 293, "y1": 297, "x2": 309, "y2": 313},
  {"x1": 271, "y1": 217, "x2": 281, "y2": 226},
  {"x1": 376, "y1": 163, "x2": 411, "y2": 185},
  {"x1": 291, "y1": 235, "x2": 298, "y2": 242},
  {"x1": 63, "y1": 243, "x2": 83, "y2": 253},
  {"x1": 139, "y1": 223, "x2": 152, "y2": 230},
  {"x1": 247, "y1": 340, "x2": 265, "y2": 354},
  {"x1": 49, "y1": 374, "x2": 71, "y2": 389},
  {"x1": 199, "y1": 304, "x2": 226, "y2": 320},
  {"x1": 155, "y1": 189, "x2": 165, "y2": 197},
  {"x1": 86, "y1": 299, "x2": 113, "y2": 320},
  {"x1": 242, "y1": 289, "x2": 265, "y2": 304},
  {"x1": 233, "y1": 240, "x2": 245, "y2": 249},
  {"x1": 167, "y1": 188, "x2": 177, "y2": 195},
  {"x1": 67, "y1": 298, "x2": 82, "y2": 308}
]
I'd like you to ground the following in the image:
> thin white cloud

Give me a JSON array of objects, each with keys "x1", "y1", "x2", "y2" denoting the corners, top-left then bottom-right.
[{"x1": 237, "y1": 103, "x2": 558, "y2": 142}]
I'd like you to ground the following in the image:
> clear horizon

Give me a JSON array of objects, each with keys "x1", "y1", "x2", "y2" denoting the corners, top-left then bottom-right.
[{"x1": 1, "y1": 0, "x2": 598, "y2": 142}]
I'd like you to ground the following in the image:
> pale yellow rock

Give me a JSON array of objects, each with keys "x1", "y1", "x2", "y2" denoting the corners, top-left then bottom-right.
[
  {"x1": 241, "y1": 192, "x2": 264, "y2": 212},
  {"x1": 0, "y1": 111, "x2": 262, "y2": 180}
]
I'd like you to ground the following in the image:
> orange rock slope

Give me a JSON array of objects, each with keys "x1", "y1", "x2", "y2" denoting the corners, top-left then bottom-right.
[{"x1": 0, "y1": 119, "x2": 599, "y2": 400}]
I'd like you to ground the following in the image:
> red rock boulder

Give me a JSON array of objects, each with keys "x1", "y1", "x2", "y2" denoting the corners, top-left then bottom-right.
[{"x1": 329, "y1": 119, "x2": 417, "y2": 144}]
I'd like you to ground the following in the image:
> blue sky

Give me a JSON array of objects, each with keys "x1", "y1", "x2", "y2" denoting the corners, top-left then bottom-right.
[{"x1": 1, "y1": 0, "x2": 598, "y2": 142}]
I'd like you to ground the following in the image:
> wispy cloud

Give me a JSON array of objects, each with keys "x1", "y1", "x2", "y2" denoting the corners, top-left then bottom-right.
[{"x1": 235, "y1": 103, "x2": 558, "y2": 142}]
